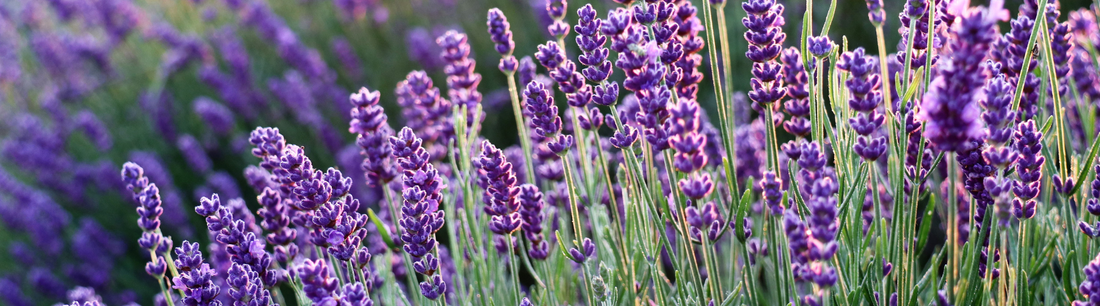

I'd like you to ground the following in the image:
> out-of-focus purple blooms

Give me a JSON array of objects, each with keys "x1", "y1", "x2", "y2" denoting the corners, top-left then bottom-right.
[
  {"x1": 1074, "y1": 252, "x2": 1100, "y2": 306},
  {"x1": 349, "y1": 87, "x2": 397, "y2": 188},
  {"x1": 407, "y1": 27, "x2": 444, "y2": 71},
  {"x1": 518, "y1": 56, "x2": 539, "y2": 92},
  {"x1": 74, "y1": 110, "x2": 111, "y2": 151},
  {"x1": 866, "y1": 0, "x2": 885, "y2": 24},
  {"x1": 438, "y1": 30, "x2": 484, "y2": 128},
  {"x1": 192, "y1": 97, "x2": 236, "y2": 136},
  {"x1": 980, "y1": 72, "x2": 1017, "y2": 164},
  {"x1": 668, "y1": 99, "x2": 713, "y2": 200},
  {"x1": 1089, "y1": 162, "x2": 1100, "y2": 216},
  {"x1": 0, "y1": 276, "x2": 31, "y2": 306},
  {"x1": 897, "y1": 0, "x2": 940, "y2": 69},
  {"x1": 177, "y1": 134, "x2": 212, "y2": 174},
  {"x1": 1047, "y1": 7, "x2": 1075, "y2": 99},
  {"x1": 140, "y1": 91, "x2": 178, "y2": 142},
  {"x1": 517, "y1": 184, "x2": 550, "y2": 259},
  {"x1": 837, "y1": 47, "x2": 886, "y2": 161},
  {"x1": 742, "y1": 0, "x2": 787, "y2": 108},
  {"x1": 760, "y1": 171, "x2": 784, "y2": 214},
  {"x1": 1011, "y1": 120, "x2": 1043, "y2": 220},
  {"x1": 475, "y1": 140, "x2": 523, "y2": 235},
  {"x1": 29, "y1": 268, "x2": 66, "y2": 299},
  {"x1": 332, "y1": 38, "x2": 363, "y2": 81},
  {"x1": 1071, "y1": 9, "x2": 1099, "y2": 46},
  {"x1": 993, "y1": 14, "x2": 1041, "y2": 123},
  {"x1": 780, "y1": 47, "x2": 810, "y2": 139},
  {"x1": 389, "y1": 127, "x2": 448, "y2": 299},
  {"x1": 546, "y1": 0, "x2": 569, "y2": 39},
  {"x1": 920, "y1": 6, "x2": 996, "y2": 152},
  {"x1": 172, "y1": 241, "x2": 221, "y2": 306},
  {"x1": 396, "y1": 71, "x2": 453, "y2": 162}
]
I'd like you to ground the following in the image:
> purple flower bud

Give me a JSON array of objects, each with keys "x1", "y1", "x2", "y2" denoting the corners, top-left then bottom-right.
[{"x1": 807, "y1": 36, "x2": 834, "y2": 57}]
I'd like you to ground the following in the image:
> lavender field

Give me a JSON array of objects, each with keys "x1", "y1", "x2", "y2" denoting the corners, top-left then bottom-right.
[{"x1": 2, "y1": 0, "x2": 1100, "y2": 305}]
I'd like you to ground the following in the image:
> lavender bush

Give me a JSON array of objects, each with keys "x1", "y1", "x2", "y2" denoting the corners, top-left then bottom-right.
[{"x1": 4, "y1": 0, "x2": 1100, "y2": 305}]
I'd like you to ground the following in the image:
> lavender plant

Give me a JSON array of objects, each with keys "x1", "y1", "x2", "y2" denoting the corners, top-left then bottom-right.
[{"x1": 6, "y1": 0, "x2": 1100, "y2": 305}]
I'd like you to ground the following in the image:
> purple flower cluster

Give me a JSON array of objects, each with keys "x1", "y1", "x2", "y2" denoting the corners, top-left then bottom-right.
[
  {"x1": 195, "y1": 194, "x2": 279, "y2": 288},
  {"x1": 390, "y1": 127, "x2": 447, "y2": 300},
  {"x1": 992, "y1": 13, "x2": 1041, "y2": 123},
  {"x1": 518, "y1": 184, "x2": 551, "y2": 259},
  {"x1": 172, "y1": 241, "x2": 221, "y2": 306},
  {"x1": 866, "y1": 0, "x2": 886, "y2": 24},
  {"x1": 121, "y1": 162, "x2": 173, "y2": 279},
  {"x1": 673, "y1": 1, "x2": 706, "y2": 101},
  {"x1": 486, "y1": 8, "x2": 517, "y2": 71},
  {"x1": 897, "y1": 0, "x2": 940, "y2": 70},
  {"x1": 1011, "y1": 120, "x2": 1044, "y2": 220},
  {"x1": 546, "y1": 0, "x2": 570, "y2": 39},
  {"x1": 396, "y1": 71, "x2": 454, "y2": 162},
  {"x1": 438, "y1": 30, "x2": 484, "y2": 127},
  {"x1": 780, "y1": 48, "x2": 810, "y2": 144},
  {"x1": 298, "y1": 259, "x2": 373, "y2": 306},
  {"x1": 349, "y1": 88, "x2": 397, "y2": 188},
  {"x1": 1082, "y1": 163, "x2": 1100, "y2": 236},
  {"x1": 475, "y1": 140, "x2": 523, "y2": 235},
  {"x1": 920, "y1": 6, "x2": 997, "y2": 152},
  {"x1": 525, "y1": 81, "x2": 574, "y2": 155},
  {"x1": 837, "y1": 48, "x2": 887, "y2": 161},
  {"x1": 742, "y1": 0, "x2": 787, "y2": 110},
  {"x1": 668, "y1": 100, "x2": 714, "y2": 200},
  {"x1": 1047, "y1": 6, "x2": 1076, "y2": 99},
  {"x1": 1074, "y1": 252, "x2": 1100, "y2": 306}
]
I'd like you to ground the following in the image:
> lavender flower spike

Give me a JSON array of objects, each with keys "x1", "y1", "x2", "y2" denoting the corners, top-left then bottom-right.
[
  {"x1": 474, "y1": 140, "x2": 522, "y2": 235},
  {"x1": 390, "y1": 127, "x2": 447, "y2": 299},
  {"x1": 172, "y1": 241, "x2": 221, "y2": 306},
  {"x1": 1074, "y1": 252, "x2": 1100, "y2": 306},
  {"x1": 122, "y1": 162, "x2": 171, "y2": 279},
  {"x1": 742, "y1": 0, "x2": 787, "y2": 108},
  {"x1": 349, "y1": 87, "x2": 396, "y2": 187},
  {"x1": 487, "y1": 8, "x2": 517, "y2": 72},
  {"x1": 517, "y1": 184, "x2": 550, "y2": 259},
  {"x1": 920, "y1": 4, "x2": 997, "y2": 152},
  {"x1": 837, "y1": 47, "x2": 886, "y2": 161},
  {"x1": 1011, "y1": 120, "x2": 1044, "y2": 220}
]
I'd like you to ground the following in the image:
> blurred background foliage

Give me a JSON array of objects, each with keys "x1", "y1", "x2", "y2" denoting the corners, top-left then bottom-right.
[{"x1": 0, "y1": 0, "x2": 1092, "y2": 304}]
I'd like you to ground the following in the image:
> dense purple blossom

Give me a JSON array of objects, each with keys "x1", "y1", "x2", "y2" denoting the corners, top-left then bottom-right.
[
  {"x1": 920, "y1": 5, "x2": 997, "y2": 152},
  {"x1": 349, "y1": 87, "x2": 397, "y2": 187},
  {"x1": 780, "y1": 47, "x2": 810, "y2": 141},
  {"x1": 837, "y1": 48, "x2": 886, "y2": 161},
  {"x1": 1011, "y1": 120, "x2": 1044, "y2": 219},
  {"x1": 389, "y1": 127, "x2": 447, "y2": 299},
  {"x1": 172, "y1": 241, "x2": 221, "y2": 306},
  {"x1": 524, "y1": 81, "x2": 573, "y2": 155},
  {"x1": 518, "y1": 184, "x2": 550, "y2": 259},
  {"x1": 742, "y1": 0, "x2": 787, "y2": 108},
  {"x1": 992, "y1": 13, "x2": 1041, "y2": 123},
  {"x1": 197, "y1": 194, "x2": 279, "y2": 288},
  {"x1": 439, "y1": 30, "x2": 484, "y2": 126},
  {"x1": 225, "y1": 263, "x2": 273, "y2": 306},
  {"x1": 897, "y1": 0, "x2": 940, "y2": 69},
  {"x1": 1075, "y1": 252, "x2": 1100, "y2": 306},
  {"x1": 396, "y1": 71, "x2": 453, "y2": 162},
  {"x1": 486, "y1": 8, "x2": 517, "y2": 73},
  {"x1": 475, "y1": 140, "x2": 522, "y2": 235}
]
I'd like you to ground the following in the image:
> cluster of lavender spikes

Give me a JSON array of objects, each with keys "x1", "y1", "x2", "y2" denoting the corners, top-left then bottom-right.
[{"x1": 10, "y1": 0, "x2": 1100, "y2": 305}]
